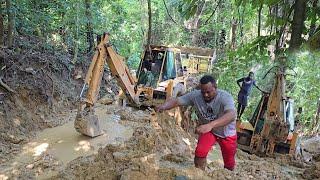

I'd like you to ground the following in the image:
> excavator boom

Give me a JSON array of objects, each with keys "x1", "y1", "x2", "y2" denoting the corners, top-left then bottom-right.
[
  {"x1": 74, "y1": 33, "x2": 139, "y2": 137},
  {"x1": 80, "y1": 33, "x2": 138, "y2": 106},
  {"x1": 104, "y1": 43, "x2": 139, "y2": 104}
]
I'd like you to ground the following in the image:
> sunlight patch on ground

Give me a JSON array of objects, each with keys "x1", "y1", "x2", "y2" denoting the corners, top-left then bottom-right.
[
  {"x1": 74, "y1": 141, "x2": 92, "y2": 152},
  {"x1": 0, "y1": 174, "x2": 9, "y2": 180},
  {"x1": 33, "y1": 143, "x2": 49, "y2": 156}
]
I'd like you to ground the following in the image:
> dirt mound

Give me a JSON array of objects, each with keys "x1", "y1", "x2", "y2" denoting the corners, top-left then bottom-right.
[
  {"x1": 50, "y1": 106, "x2": 307, "y2": 179},
  {"x1": 297, "y1": 135, "x2": 320, "y2": 162},
  {"x1": 302, "y1": 137, "x2": 320, "y2": 180},
  {"x1": 0, "y1": 35, "x2": 100, "y2": 164},
  {"x1": 303, "y1": 161, "x2": 320, "y2": 179},
  {"x1": 0, "y1": 36, "x2": 74, "y2": 163},
  {"x1": 52, "y1": 108, "x2": 207, "y2": 179}
]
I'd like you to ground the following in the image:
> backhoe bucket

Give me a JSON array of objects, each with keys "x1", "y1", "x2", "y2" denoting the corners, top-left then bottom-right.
[{"x1": 74, "y1": 108, "x2": 103, "y2": 137}]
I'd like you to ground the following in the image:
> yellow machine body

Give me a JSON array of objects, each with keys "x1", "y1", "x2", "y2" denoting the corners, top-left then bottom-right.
[{"x1": 237, "y1": 67, "x2": 299, "y2": 156}]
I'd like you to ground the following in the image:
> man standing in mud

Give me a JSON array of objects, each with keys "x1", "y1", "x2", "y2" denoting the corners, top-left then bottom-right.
[
  {"x1": 236, "y1": 71, "x2": 264, "y2": 119},
  {"x1": 156, "y1": 75, "x2": 237, "y2": 171}
]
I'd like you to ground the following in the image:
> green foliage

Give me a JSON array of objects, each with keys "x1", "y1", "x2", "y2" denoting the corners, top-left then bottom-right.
[
  {"x1": 8, "y1": 0, "x2": 320, "y2": 131},
  {"x1": 127, "y1": 52, "x2": 141, "y2": 70},
  {"x1": 175, "y1": 0, "x2": 199, "y2": 20},
  {"x1": 286, "y1": 51, "x2": 320, "y2": 128},
  {"x1": 228, "y1": 35, "x2": 276, "y2": 61}
]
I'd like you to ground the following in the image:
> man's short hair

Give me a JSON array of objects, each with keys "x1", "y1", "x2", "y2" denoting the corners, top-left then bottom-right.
[
  {"x1": 249, "y1": 71, "x2": 254, "y2": 75},
  {"x1": 200, "y1": 75, "x2": 217, "y2": 87}
]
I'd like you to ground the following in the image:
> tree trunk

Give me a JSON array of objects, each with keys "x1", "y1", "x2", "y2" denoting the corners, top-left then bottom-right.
[
  {"x1": 72, "y1": 2, "x2": 80, "y2": 63},
  {"x1": 230, "y1": 19, "x2": 237, "y2": 50},
  {"x1": 59, "y1": 12, "x2": 69, "y2": 51},
  {"x1": 289, "y1": 0, "x2": 307, "y2": 51},
  {"x1": 0, "y1": 2, "x2": 4, "y2": 46},
  {"x1": 258, "y1": 4, "x2": 263, "y2": 37},
  {"x1": 269, "y1": 6, "x2": 273, "y2": 35},
  {"x1": 85, "y1": 0, "x2": 94, "y2": 53},
  {"x1": 6, "y1": 0, "x2": 14, "y2": 47},
  {"x1": 214, "y1": 7, "x2": 219, "y2": 47},
  {"x1": 147, "y1": 0, "x2": 151, "y2": 46},
  {"x1": 139, "y1": 0, "x2": 146, "y2": 47},
  {"x1": 314, "y1": 98, "x2": 320, "y2": 133},
  {"x1": 275, "y1": 3, "x2": 294, "y2": 51},
  {"x1": 191, "y1": 1, "x2": 206, "y2": 45},
  {"x1": 275, "y1": 4, "x2": 281, "y2": 51},
  {"x1": 238, "y1": 7, "x2": 245, "y2": 44},
  {"x1": 219, "y1": 29, "x2": 226, "y2": 49}
]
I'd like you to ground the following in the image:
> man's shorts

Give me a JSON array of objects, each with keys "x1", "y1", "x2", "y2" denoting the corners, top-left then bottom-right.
[
  {"x1": 238, "y1": 92, "x2": 248, "y2": 106},
  {"x1": 195, "y1": 132, "x2": 237, "y2": 170}
]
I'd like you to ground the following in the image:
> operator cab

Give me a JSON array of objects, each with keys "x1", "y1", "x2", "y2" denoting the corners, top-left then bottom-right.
[{"x1": 137, "y1": 45, "x2": 183, "y2": 88}]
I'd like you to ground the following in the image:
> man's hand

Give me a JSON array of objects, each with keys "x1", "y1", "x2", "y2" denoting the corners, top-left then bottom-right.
[
  {"x1": 155, "y1": 98, "x2": 180, "y2": 113},
  {"x1": 195, "y1": 124, "x2": 213, "y2": 134},
  {"x1": 155, "y1": 105, "x2": 166, "y2": 113}
]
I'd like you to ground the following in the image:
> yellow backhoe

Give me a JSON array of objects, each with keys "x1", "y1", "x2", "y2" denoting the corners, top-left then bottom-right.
[
  {"x1": 237, "y1": 64, "x2": 299, "y2": 156},
  {"x1": 74, "y1": 33, "x2": 186, "y2": 137}
]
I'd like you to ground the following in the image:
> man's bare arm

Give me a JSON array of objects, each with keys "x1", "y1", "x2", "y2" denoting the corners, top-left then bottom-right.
[
  {"x1": 210, "y1": 109, "x2": 236, "y2": 128},
  {"x1": 236, "y1": 79, "x2": 242, "y2": 88},
  {"x1": 156, "y1": 98, "x2": 180, "y2": 112},
  {"x1": 196, "y1": 109, "x2": 236, "y2": 134}
]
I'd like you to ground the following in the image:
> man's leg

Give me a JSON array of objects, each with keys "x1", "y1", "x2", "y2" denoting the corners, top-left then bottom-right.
[
  {"x1": 238, "y1": 94, "x2": 248, "y2": 119},
  {"x1": 237, "y1": 103, "x2": 241, "y2": 118},
  {"x1": 217, "y1": 135, "x2": 237, "y2": 170},
  {"x1": 238, "y1": 105, "x2": 245, "y2": 119},
  {"x1": 194, "y1": 156, "x2": 207, "y2": 170},
  {"x1": 237, "y1": 93, "x2": 244, "y2": 119},
  {"x1": 194, "y1": 132, "x2": 216, "y2": 170}
]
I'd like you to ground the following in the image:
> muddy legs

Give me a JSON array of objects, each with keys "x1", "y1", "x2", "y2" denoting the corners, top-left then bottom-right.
[{"x1": 194, "y1": 156, "x2": 207, "y2": 170}]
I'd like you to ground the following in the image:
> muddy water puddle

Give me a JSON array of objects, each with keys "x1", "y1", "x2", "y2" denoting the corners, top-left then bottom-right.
[{"x1": 0, "y1": 104, "x2": 133, "y2": 179}]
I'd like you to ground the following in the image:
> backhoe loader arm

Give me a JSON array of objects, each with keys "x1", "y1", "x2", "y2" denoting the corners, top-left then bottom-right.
[
  {"x1": 105, "y1": 43, "x2": 139, "y2": 104},
  {"x1": 80, "y1": 33, "x2": 138, "y2": 107},
  {"x1": 75, "y1": 33, "x2": 139, "y2": 137}
]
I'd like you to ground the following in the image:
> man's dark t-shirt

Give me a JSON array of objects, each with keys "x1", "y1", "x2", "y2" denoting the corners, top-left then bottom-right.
[{"x1": 238, "y1": 77, "x2": 255, "y2": 95}]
